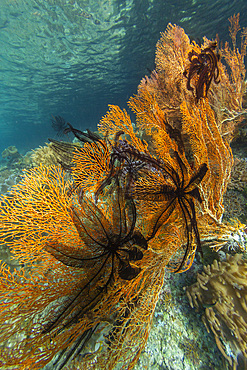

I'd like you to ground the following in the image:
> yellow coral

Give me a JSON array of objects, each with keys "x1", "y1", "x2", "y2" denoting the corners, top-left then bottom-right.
[
  {"x1": 186, "y1": 254, "x2": 247, "y2": 368},
  {"x1": 31, "y1": 142, "x2": 60, "y2": 167}
]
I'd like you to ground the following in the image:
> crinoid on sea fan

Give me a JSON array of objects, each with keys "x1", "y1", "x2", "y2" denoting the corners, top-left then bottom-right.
[
  {"x1": 0, "y1": 15, "x2": 246, "y2": 370},
  {"x1": 183, "y1": 41, "x2": 220, "y2": 102}
]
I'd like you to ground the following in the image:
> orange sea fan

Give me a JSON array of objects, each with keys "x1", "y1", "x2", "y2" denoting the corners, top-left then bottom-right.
[
  {"x1": 128, "y1": 90, "x2": 184, "y2": 163},
  {"x1": 136, "y1": 19, "x2": 246, "y2": 142},
  {"x1": 128, "y1": 80, "x2": 233, "y2": 228},
  {"x1": 0, "y1": 260, "x2": 89, "y2": 368},
  {"x1": 0, "y1": 164, "x2": 161, "y2": 369},
  {"x1": 71, "y1": 139, "x2": 111, "y2": 193},
  {"x1": 180, "y1": 98, "x2": 233, "y2": 222},
  {"x1": 156, "y1": 23, "x2": 191, "y2": 74},
  {"x1": 138, "y1": 23, "x2": 194, "y2": 125},
  {"x1": 0, "y1": 165, "x2": 77, "y2": 264},
  {"x1": 207, "y1": 14, "x2": 247, "y2": 140},
  {"x1": 98, "y1": 104, "x2": 148, "y2": 154},
  {"x1": 70, "y1": 105, "x2": 150, "y2": 197}
]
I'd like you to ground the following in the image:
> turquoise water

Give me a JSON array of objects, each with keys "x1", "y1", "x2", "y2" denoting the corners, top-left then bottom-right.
[{"x1": 0, "y1": 0, "x2": 246, "y2": 152}]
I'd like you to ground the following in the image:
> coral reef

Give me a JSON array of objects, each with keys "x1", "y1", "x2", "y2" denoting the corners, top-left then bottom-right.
[
  {"x1": 136, "y1": 270, "x2": 227, "y2": 370},
  {"x1": 0, "y1": 171, "x2": 22, "y2": 194},
  {"x1": 0, "y1": 16, "x2": 246, "y2": 370},
  {"x1": 0, "y1": 150, "x2": 33, "y2": 195},
  {"x1": 185, "y1": 254, "x2": 247, "y2": 369}
]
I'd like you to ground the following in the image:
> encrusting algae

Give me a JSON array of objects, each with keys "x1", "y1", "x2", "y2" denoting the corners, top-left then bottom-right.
[{"x1": 0, "y1": 14, "x2": 246, "y2": 369}]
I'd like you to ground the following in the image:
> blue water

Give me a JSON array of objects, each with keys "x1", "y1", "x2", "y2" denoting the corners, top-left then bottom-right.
[{"x1": 0, "y1": 0, "x2": 246, "y2": 153}]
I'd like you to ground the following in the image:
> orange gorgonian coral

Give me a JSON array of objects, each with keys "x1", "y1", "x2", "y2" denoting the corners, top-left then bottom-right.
[{"x1": 0, "y1": 166, "x2": 158, "y2": 369}]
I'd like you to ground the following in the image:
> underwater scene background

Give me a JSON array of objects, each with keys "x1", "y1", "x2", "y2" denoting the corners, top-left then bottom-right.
[{"x1": 0, "y1": 1, "x2": 247, "y2": 370}]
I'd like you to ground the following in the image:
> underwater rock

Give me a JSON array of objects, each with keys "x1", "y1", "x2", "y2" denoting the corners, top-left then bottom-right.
[
  {"x1": 1, "y1": 145, "x2": 19, "y2": 159},
  {"x1": 1, "y1": 145, "x2": 21, "y2": 168},
  {"x1": 0, "y1": 170, "x2": 22, "y2": 194}
]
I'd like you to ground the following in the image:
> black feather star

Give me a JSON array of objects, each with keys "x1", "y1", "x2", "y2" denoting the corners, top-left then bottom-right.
[
  {"x1": 95, "y1": 131, "x2": 161, "y2": 202},
  {"x1": 127, "y1": 151, "x2": 208, "y2": 273},
  {"x1": 183, "y1": 41, "x2": 220, "y2": 102},
  {"x1": 43, "y1": 186, "x2": 147, "y2": 334},
  {"x1": 51, "y1": 115, "x2": 70, "y2": 136}
]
